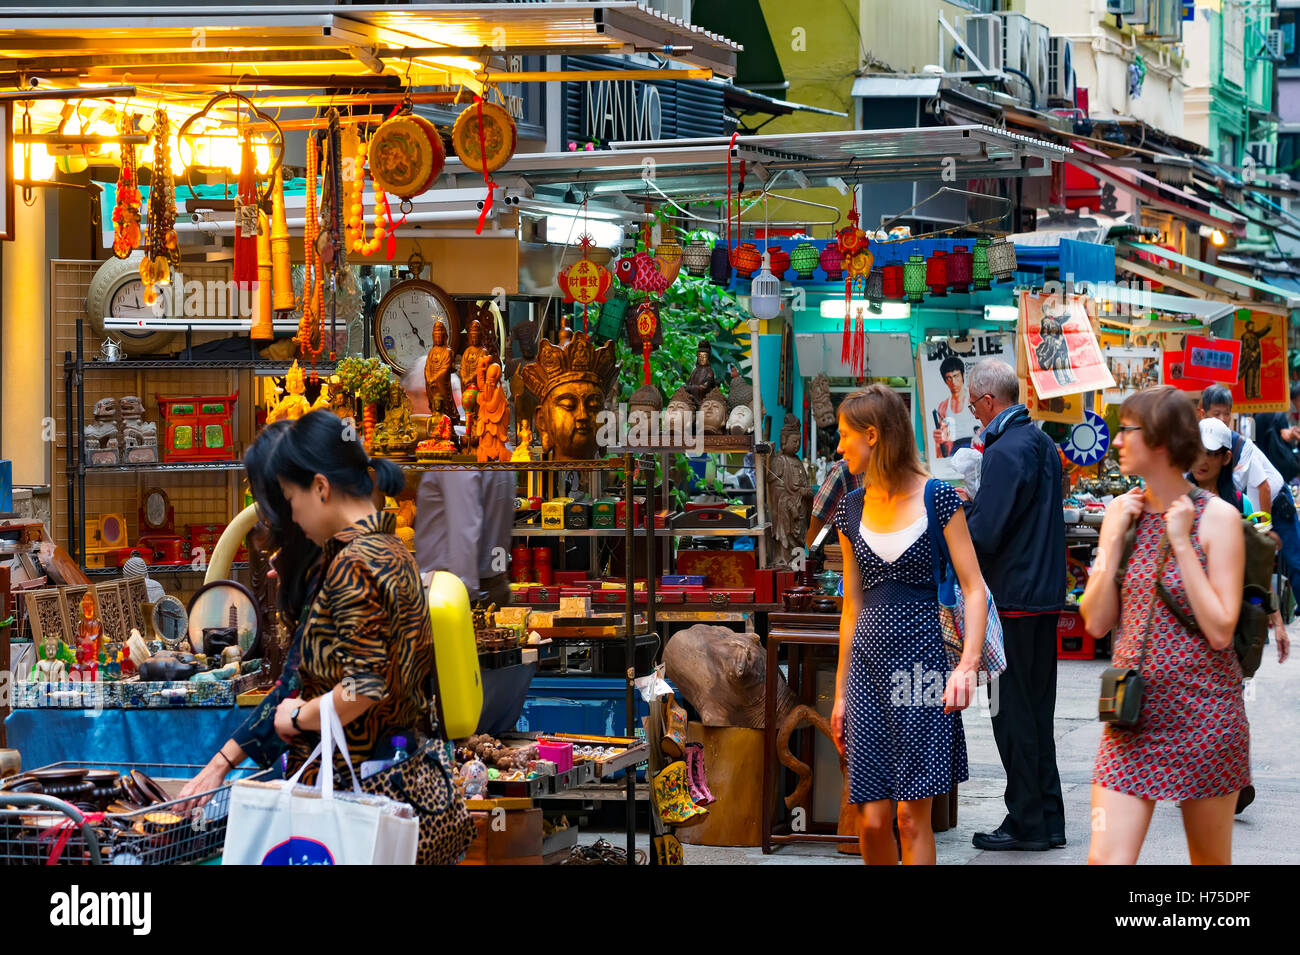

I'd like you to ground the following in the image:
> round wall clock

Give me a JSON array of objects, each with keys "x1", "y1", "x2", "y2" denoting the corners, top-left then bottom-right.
[
  {"x1": 84, "y1": 252, "x2": 178, "y2": 355},
  {"x1": 373, "y1": 278, "x2": 460, "y2": 376}
]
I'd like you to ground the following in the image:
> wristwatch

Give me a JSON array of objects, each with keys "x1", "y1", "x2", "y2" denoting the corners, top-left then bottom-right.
[{"x1": 291, "y1": 705, "x2": 303, "y2": 732}]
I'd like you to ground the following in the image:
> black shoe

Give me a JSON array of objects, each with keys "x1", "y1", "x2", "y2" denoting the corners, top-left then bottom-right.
[
  {"x1": 1049, "y1": 833, "x2": 1066, "y2": 848},
  {"x1": 1235, "y1": 785, "x2": 1255, "y2": 815},
  {"x1": 972, "y1": 828, "x2": 1050, "y2": 851}
]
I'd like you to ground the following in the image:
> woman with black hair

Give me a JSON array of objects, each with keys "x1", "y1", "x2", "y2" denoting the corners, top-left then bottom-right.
[
  {"x1": 267, "y1": 410, "x2": 468, "y2": 863},
  {"x1": 179, "y1": 421, "x2": 323, "y2": 798}
]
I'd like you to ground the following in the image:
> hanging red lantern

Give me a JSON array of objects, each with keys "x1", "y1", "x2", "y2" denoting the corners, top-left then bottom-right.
[
  {"x1": 819, "y1": 240, "x2": 843, "y2": 280},
  {"x1": 634, "y1": 302, "x2": 659, "y2": 385},
  {"x1": 926, "y1": 249, "x2": 949, "y2": 297},
  {"x1": 730, "y1": 241, "x2": 763, "y2": 279},
  {"x1": 765, "y1": 246, "x2": 790, "y2": 280},
  {"x1": 881, "y1": 263, "x2": 905, "y2": 300},
  {"x1": 947, "y1": 243, "x2": 973, "y2": 292}
]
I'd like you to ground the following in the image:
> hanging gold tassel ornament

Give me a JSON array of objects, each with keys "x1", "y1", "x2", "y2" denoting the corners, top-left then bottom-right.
[{"x1": 270, "y1": 166, "x2": 295, "y2": 312}]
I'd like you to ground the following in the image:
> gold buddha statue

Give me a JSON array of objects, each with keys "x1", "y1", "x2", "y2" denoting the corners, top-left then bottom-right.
[
  {"x1": 518, "y1": 331, "x2": 618, "y2": 461},
  {"x1": 267, "y1": 360, "x2": 312, "y2": 423}
]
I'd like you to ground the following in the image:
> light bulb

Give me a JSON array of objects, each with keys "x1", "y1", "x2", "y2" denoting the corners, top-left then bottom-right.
[
  {"x1": 1211, "y1": 229, "x2": 1225, "y2": 246},
  {"x1": 750, "y1": 253, "x2": 782, "y2": 321},
  {"x1": 13, "y1": 141, "x2": 56, "y2": 181}
]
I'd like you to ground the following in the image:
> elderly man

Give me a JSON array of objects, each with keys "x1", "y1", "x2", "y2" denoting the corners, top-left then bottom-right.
[{"x1": 963, "y1": 358, "x2": 1066, "y2": 852}]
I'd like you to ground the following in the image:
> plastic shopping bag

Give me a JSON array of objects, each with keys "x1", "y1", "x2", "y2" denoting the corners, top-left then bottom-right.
[{"x1": 222, "y1": 693, "x2": 419, "y2": 865}]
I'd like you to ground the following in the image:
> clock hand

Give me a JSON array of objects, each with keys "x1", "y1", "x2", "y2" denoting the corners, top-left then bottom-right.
[{"x1": 401, "y1": 308, "x2": 426, "y2": 348}]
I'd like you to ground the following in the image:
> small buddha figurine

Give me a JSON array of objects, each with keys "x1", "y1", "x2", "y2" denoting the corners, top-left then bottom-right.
[
  {"x1": 459, "y1": 319, "x2": 491, "y2": 405},
  {"x1": 684, "y1": 340, "x2": 718, "y2": 406},
  {"x1": 311, "y1": 381, "x2": 333, "y2": 412},
  {"x1": 373, "y1": 379, "x2": 419, "y2": 455},
  {"x1": 424, "y1": 321, "x2": 460, "y2": 424},
  {"x1": 31, "y1": 633, "x2": 72, "y2": 683},
  {"x1": 417, "y1": 413, "x2": 459, "y2": 461},
  {"x1": 663, "y1": 386, "x2": 697, "y2": 444},
  {"x1": 511, "y1": 419, "x2": 534, "y2": 462},
  {"x1": 267, "y1": 360, "x2": 312, "y2": 423},
  {"x1": 475, "y1": 361, "x2": 511, "y2": 463}
]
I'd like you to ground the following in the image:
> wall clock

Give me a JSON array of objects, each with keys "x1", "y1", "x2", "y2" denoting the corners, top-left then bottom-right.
[
  {"x1": 84, "y1": 252, "x2": 178, "y2": 355},
  {"x1": 372, "y1": 277, "x2": 460, "y2": 376}
]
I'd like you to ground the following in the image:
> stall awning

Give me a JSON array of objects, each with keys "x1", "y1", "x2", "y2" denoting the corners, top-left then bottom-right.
[
  {"x1": 1069, "y1": 144, "x2": 1245, "y2": 236},
  {"x1": 1097, "y1": 286, "x2": 1236, "y2": 323},
  {"x1": 0, "y1": 2, "x2": 742, "y2": 87},
  {"x1": 1120, "y1": 241, "x2": 1300, "y2": 306}
]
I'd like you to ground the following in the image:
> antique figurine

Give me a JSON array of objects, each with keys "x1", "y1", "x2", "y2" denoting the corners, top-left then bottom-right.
[
  {"x1": 518, "y1": 331, "x2": 618, "y2": 461},
  {"x1": 459, "y1": 319, "x2": 491, "y2": 402},
  {"x1": 311, "y1": 381, "x2": 333, "y2": 412},
  {"x1": 663, "y1": 386, "x2": 697, "y2": 443},
  {"x1": 475, "y1": 361, "x2": 511, "y2": 463},
  {"x1": 725, "y1": 364, "x2": 753, "y2": 412},
  {"x1": 71, "y1": 592, "x2": 102, "y2": 683},
  {"x1": 700, "y1": 386, "x2": 728, "y2": 435},
  {"x1": 727, "y1": 402, "x2": 755, "y2": 435},
  {"x1": 808, "y1": 373, "x2": 835, "y2": 429},
  {"x1": 511, "y1": 419, "x2": 534, "y2": 462},
  {"x1": 557, "y1": 325, "x2": 575, "y2": 348},
  {"x1": 119, "y1": 395, "x2": 159, "y2": 464},
  {"x1": 31, "y1": 632, "x2": 72, "y2": 683},
  {"x1": 416, "y1": 413, "x2": 459, "y2": 461},
  {"x1": 424, "y1": 320, "x2": 460, "y2": 424},
  {"x1": 766, "y1": 413, "x2": 814, "y2": 568},
  {"x1": 372, "y1": 379, "x2": 420, "y2": 456},
  {"x1": 628, "y1": 383, "x2": 663, "y2": 438},
  {"x1": 508, "y1": 320, "x2": 541, "y2": 432},
  {"x1": 684, "y1": 340, "x2": 718, "y2": 406},
  {"x1": 84, "y1": 397, "x2": 120, "y2": 465},
  {"x1": 267, "y1": 360, "x2": 312, "y2": 423}
]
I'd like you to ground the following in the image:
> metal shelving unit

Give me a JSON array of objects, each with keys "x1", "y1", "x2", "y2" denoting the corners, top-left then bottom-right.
[
  {"x1": 81, "y1": 359, "x2": 337, "y2": 375},
  {"x1": 84, "y1": 562, "x2": 250, "y2": 578},
  {"x1": 82, "y1": 461, "x2": 246, "y2": 473},
  {"x1": 506, "y1": 523, "x2": 769, "y2": 538}
]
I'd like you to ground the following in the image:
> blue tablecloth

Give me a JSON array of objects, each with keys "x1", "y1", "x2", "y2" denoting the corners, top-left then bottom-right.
[{"x1": 4, "y1": 706, "x2": 252, "y2": 772}]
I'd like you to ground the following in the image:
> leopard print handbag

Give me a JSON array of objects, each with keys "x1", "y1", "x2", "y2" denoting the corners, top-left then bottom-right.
[{"x1": 362, "y1": 739, "x2": 475, "y2": 865}]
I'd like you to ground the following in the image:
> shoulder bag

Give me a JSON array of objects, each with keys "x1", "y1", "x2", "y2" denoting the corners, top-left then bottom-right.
[{"x1": 1099, "y1": 536, "x2": 1170, "y2": 727}]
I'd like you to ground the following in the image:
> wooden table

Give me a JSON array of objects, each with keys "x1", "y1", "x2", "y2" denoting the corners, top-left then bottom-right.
[{"x1": 762, "y1": 612, "x2": 857, "y2": 854}]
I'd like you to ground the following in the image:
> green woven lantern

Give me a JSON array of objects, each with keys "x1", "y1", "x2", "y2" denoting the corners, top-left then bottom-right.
[
  {"x1": 972, "y1": 237, "x2": 992, "y2": 291},
  {"x1": 903, "y1": 253, "x2": 927, "y2": 303},
  {"x1": 790, "y1": 241, "x2": 819, "y2": 279}
]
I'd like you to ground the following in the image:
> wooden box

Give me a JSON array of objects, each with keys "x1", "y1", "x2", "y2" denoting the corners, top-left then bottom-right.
[
  {"x1": 563, "y1": 502, "x2": 592, "y2": 529},
  {"x1": 540, "y1": 502, "x2": 565, "y2": 530},
  {"x1": 683, "y1": 588, "x2": 755, "y2": 606},
  {"x1": 592, "y1": 499, "x2": 617, "y2": 528},
  {"x1": 156, "y1": 392, "x2": 238, "y2": 462},
  {"x1": 458, "y1": 808, "x2": 543, "y2": 865}
]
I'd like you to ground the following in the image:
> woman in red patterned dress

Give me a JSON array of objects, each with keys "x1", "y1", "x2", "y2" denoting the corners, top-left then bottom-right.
[{"x1": 1080, "y1": 387, "x2": 1248, "y2": 864}]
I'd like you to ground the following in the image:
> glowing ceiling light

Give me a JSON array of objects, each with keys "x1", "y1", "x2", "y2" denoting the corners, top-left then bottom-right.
[
  {"x1": 13, "y1": 141, "x2": 56, "y2": 182},
  {"x1": 1211, "y1": 229, "x2": 1226, "y2": 246}
]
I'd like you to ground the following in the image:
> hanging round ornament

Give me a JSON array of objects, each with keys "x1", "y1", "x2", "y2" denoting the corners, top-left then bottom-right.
[
  {"x1": 453, "y1": 94, "x2": 517, "y2": 235},
  {"x1": 368, "y1": 109, "x2": 445, "y2": 202},
  {"x1": 681, "y1": 238, "x2": 712, "y2": 277},
  {"x1": 1062, "y1": 410, "x2": 1110, "y2": 467},
  {"x1": 730, "y1": 241, "x2": 763, "y2": 279},
  {"x1": 558, "y1": 234, "x2": 614, "y2": 331},
  {"x1": 790, "y1": 241, "x2": 819, "y2": 280}
]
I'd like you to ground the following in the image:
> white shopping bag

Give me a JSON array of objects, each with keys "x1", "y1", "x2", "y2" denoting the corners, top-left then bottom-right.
[{"x1": 223, "y1": 693, "x2": 419, "y2": 865}]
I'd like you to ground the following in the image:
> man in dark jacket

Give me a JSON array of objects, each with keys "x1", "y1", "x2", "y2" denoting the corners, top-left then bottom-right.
[{"x1": 963, "y1": 358, "x2": 1066, "y2": 852}]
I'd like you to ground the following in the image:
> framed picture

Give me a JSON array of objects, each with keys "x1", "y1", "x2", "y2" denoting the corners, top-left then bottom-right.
[
  {"x1": 915, "y1": 332, "x2": 1015, "y2": 481},
  {"x1": 0, "y1": 102, "x2": 13, "y2": 242},
  {"x1": 95, "y1": 581, "x2": 128, "y2": 646},
  {"x1": 24, "y1": 588, "x2": 70, "y2": 646},
  {"x1": 121, "y1": 577, "x2": 149, "y2": 634},
  {"x1": 1102, "y1": 346, "x2": 1162, "y2": 406}
]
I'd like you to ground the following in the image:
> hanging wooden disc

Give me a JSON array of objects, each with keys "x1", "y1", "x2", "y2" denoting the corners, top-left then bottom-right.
[
  {"x1": 368, "y1": 113, "x2": 445, "y2": 200},
  {"x1": 452, "y1": 99, "x2": 517, "y2": 174}
]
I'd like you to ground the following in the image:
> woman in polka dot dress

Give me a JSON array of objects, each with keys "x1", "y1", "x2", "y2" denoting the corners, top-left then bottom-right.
[
  {"x1": 829, "y1": 385, "x2": 987, "y2": 865},
  {"x1": 1081, "y1": 387, "x2": 1248, "y2": 865}
]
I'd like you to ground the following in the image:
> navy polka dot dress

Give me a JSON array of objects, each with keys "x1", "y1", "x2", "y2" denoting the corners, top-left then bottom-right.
[{"x1": 830, "y1": 482, "x2": 969, "y2": 804}]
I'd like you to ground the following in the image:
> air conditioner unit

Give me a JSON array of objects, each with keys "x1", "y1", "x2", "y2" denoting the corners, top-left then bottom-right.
[
  {"x1": 962, "y1": 14, "x2": 1004, "y2": 73},
  {"x1": 1126, "y1": 0, "x2": 1152, "y2": 26},
  {"x1": 1266, "y1": 29, "x2": 1286, "y2": 61},
  {"x1": 1107, "y1": 0, "x2": 1137, "y2": 17},
  {"x1": 1000, "y1": 12, "x2": 1031, "y2": 76},
  {"x1": 1152, "y1": 0, "x2": 1184, "y2": 40},
  {"x1": 1048, "y1": 36, "x2": 1075, "y2": 103},
  {"x1": 1025, "y1": 19, "x2": 1051, "y2": 106},
  {"x1": 1247, "y1": 141, "x2": 1277, "y2": 168}
]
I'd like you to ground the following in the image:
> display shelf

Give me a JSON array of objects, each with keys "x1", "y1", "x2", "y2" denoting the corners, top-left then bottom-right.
[
  {"x1": 84, "y1": 562, "x2": 249, "y2": 577},
  {"x1": 608, "y1": 438, "x2": 770, "y2": 454},
  {"x1": 82, "y1": 460, "x2": 245, "y2": 473},
  {"x1": 72, "y1": 358, "x2": 339, "y2": 373},
  {"x1": 508, "y1": 522, "x2": 767, "y2": 538}
]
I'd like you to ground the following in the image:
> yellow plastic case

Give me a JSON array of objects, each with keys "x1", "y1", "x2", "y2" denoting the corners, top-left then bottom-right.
[{"x1": 426, "y1": 571, "x2": 484, "y2": 740}]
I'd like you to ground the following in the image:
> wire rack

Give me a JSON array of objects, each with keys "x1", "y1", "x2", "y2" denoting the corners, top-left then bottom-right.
[{"x1": 0, "y1": 761, "x2": 271, "y2": 865}]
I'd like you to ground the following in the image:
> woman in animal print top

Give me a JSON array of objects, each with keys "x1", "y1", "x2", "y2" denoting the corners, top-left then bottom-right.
[{"x1": 268, "y1": 410, "x2": 439, "y2": 784}]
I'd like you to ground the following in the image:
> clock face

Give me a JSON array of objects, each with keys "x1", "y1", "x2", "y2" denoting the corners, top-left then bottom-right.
[
  {"x1": 109, "y1": 279, "x2": 162, "y2": 341},
  {"x1": 374, "y1": 280, "x2": 458, "y2": 375}
]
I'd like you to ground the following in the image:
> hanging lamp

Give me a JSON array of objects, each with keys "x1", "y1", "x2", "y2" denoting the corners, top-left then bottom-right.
[
  {"x1": 819, "y1": 240, "x2": 844, "y2": 280},
  {"x1": 972, "y1": 237, "x2": 992, "y2": 290},
  {"x1": 790, "y1": 241, "x2": 819, "y2": 279},
  {"x1": 882, "y1": 263, "x2": 905, "y2": 301},
  {"x1": 987, "y1": 237, "x2": 1018, "y2": 281},
  {"x1": 925, "y1": 249, "x2": 949, "y2": 297},
  {"x1": 765, "y1": 246, "x2": 791, "y2": 281},
  {"x1": 750, "y1": 251, "x2": 782, "y2": 320},
  {"x1": 682, "y1": 238, "x2": 712, "y2": 277},
  {"x1": 903, "y1": 253, "x2": 927, "y2": 303},
  {"x1": 947, "y1": 243, "x2": 973, "y2": 293}
]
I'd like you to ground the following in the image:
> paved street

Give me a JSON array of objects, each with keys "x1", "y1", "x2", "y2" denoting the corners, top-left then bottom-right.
[{"x1": 592, "y1": 622, "x2": 1298, "y2": 865}]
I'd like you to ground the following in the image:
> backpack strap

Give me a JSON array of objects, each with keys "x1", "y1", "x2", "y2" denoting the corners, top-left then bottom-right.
[{"x1": 1230, "y1": 432, "x2": 1244, "y2": 470}]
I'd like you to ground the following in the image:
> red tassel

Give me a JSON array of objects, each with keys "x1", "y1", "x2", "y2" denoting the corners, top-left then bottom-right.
[
  {"x1": 474, "y1": 96, "x2": 499, "y2": 236},
  {"x1": 642, "y1": 343, "x2": 652, "y2": 385},
  {"x1": 853, "y1": 311, "x2": 866, "y2": 379},
  {"x1": 233, "y1": 136, "x2": 257, "y2": 288},
  {"x1": 841, "y1": 278, "x2": 852, "y2": 366}
]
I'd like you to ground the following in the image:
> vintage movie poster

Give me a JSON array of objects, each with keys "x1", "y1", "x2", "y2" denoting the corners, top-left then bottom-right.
[
  {"x1": 1102, "y1": 345, "x2": 1162, "y2": 406},
  {"x1": 1229, "y1": 310, "x2": 1287, "y2": 412},
  {"x1": 1020, "y1": 291, "x2": 1115, "y2": 399},
  {"x1": 915, "y1": 332, "x2": 1016, "y2": 480}
]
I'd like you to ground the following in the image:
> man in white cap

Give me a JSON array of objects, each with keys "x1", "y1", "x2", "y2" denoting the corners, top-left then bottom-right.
[{"x1": 121, "y1": 555, "x2": 165, "y2": 602}]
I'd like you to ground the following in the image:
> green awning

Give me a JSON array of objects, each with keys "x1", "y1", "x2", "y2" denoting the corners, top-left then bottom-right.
[
  {"x1": 1122, "y1": 241, "x2": 1300, "y2": 307},
  {"x1": 691, "y1": 0, "x2": 784, "y2": 89}
]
